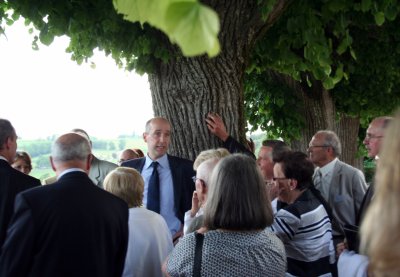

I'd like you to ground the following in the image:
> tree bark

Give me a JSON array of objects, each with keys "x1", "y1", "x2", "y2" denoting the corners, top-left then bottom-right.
[
  {"x1": 148, "y1": 54, "x2": 243, "y2": 160},
  {"x1": 273, "y1": 72, "x2": 362, "y2": 168},
  {"x1": 148, "y1": 0, "x2": 290, "y2": 160},
  {"x1": 335, "y1": 115, "x2": 363, "y2": 169},
  {"x1": 296, "y1": 84, "x2": 362, "y2": 168}
]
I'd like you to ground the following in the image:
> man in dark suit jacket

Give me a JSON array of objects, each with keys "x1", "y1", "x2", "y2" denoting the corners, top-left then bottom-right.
[
  {"x1": 336, "y1": 116, "x2": 393, "y2": 271},
  {"x1": 122, "y1": 117, "x2": 195, "y2": 240},
  {"x1": 0, "y1": 119, "x2": 41, "y2": 248},
  {"x1": 0, "y1": 133, "x2": 128, "y2": 276},
  {"x1": 357, "y1": 116, "x2": 393, "y2": 225}
]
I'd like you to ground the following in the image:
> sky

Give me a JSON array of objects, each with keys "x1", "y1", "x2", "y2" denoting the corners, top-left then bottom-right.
[{"x1": 0, "y1": 19, "x2": 153, "y2": 140}]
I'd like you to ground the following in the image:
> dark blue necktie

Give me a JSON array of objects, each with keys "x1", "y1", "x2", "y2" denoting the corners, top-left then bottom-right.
[{"x1": 147, "y1": 161, "x2": 160, "y2": 213}]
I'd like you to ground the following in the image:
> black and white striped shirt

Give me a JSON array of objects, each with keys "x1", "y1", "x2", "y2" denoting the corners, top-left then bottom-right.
[{"x1": 271, "y1": 189, "x2": 335, "y2": 277}]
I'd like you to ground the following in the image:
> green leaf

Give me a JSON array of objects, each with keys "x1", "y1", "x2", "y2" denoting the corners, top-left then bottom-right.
[
  {"x1": 306, "y1": 75, "x2": 312, "y2": 87},
  {"x1": 39, "y1": 24, "x2": 54, "y2": 46},
  {"x1": 313, "y1": 67, "x2": 326, "y2": 80},
  {"x1": 24, "y1": 18, "x2": 31, "y2": 26},
  {"x1": 165, "y1": 2, "x2": 220, "y2": 57},
  {"x1": 336, "y1": 38, "x2": 348, "y2": 55},
  {"x1": 11, "y1": 12, "x2": 20, "y2": 21},
  {"x1": 113, "y1": 0, "x2": 180, "y2": 26},
  {"x1": 321, "y1": 64, "x2": 332, "y2": 76},
  {"x1": 260, "y1": 0, "x2": 278, "y2": 21},
  {"x1": 31, "y1": 36, "x2": 39, "y2": 51},
  {"x1": 350, "y1": 47, "x2": 357, "y2": 60},
  {"x1": 374, "y1": 12, "x2": 385, "y2": 26},
  {"x1": 322, "y1": 77, "x2": 335, "y2": 90},
  {"x1": 385, "y1": 5, "x2": 398, "y2": 21},
  {"x1": 332, "y1": 63, "x2": 344, "y2": 85},
  {"x1": 113, "y1": 0, "x2": 220, "y2": 57},
  {"x1": 361, "y1": 0, "x2": 371, "y2": 12}
]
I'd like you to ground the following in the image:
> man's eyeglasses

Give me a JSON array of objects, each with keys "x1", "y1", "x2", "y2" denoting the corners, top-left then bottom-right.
[
  {"x1": 365, "y1": 134, "x2": 383, "y2": 140},
  {"x1": 192, "y1": 176, "x2": 206, "y2": 186},
  {"x1": 272, "y1": 177, "x2": 289, "y2": 182},
  {"x1": 308, "y1": 145, "x2": 329, "y2": 149}
]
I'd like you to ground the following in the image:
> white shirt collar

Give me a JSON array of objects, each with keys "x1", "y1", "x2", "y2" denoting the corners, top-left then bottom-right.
[
  {"x1": 319, "y1": 157, "x2": 338, "y2": 176},
  {"x1": 57, "y1": 168, "x2": 86, "y2": 180},
  {"x1": 0, "y1": 155, "x2": 8, "y2": 163},
  {"x1": 144, "y1": 153, "x2": 169, "y2": 170}
]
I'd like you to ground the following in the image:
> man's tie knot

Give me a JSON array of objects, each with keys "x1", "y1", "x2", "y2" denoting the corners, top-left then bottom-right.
[{"x1": 151, "y1": 161, "x2": 159, "y2": 170}]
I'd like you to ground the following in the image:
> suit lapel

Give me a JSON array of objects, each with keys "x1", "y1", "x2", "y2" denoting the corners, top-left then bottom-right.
[
  {"x1": 137, "y1": 158, "x2": 146, "y2": 173},
  {"x1": 167, "y1": 155, "x2": 181, "y2": 213},
  {"x1": 89, "y1": 156, "x2": 101, "y2": 184}
]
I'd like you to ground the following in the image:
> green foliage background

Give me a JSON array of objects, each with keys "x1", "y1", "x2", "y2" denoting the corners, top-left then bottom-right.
[{"x1": 244, "y1": 0, "x2": 400, "y2": 148}]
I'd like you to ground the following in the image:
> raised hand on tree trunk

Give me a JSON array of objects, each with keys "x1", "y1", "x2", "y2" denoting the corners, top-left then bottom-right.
[{"x1": 205, "y1": 112, "x2": 229, "y2": 142}]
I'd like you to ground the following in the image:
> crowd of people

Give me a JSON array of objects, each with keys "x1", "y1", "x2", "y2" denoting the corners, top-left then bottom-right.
[{"x1": 0, "y1": 110, "x2": 399, "y2": 276}]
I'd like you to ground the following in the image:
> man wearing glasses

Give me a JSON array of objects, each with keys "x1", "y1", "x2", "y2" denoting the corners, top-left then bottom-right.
[
  {"x1": 357, "y1": 116, "x2": 393, "y2": 224},
  {"x1": 363, "y1": 117, "x2": 393, "y2": 161},
  {"x1": 308, "y1": 130, "x2": 367, "y2": 246},
  {"x1": 336, "y1": 116, "x2": 393, "y2": 275}
]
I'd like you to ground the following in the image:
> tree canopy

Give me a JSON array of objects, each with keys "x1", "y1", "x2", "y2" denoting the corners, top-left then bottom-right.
[
  {"x1": 2, "y1": 0, "x2": 400, "y2": 162},
  {"x1": 244, "y1": 0, "x2": 400, "y2": 143}
]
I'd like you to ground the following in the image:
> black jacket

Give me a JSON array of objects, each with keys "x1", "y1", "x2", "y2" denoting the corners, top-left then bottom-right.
[
  {"x1": 0, "y1": 159, "x2": 40, "y2": 248},
  {"x1": 0, "y1": 171, "x2": 128, "y2": 277}
]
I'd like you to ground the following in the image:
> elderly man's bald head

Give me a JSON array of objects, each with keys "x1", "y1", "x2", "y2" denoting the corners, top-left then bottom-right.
[
  {"x1": 119, "y1": 149, "x2": 139, "y2": 165},
  {"x1": 51, "y1": 133, "x2": 92, "y2": 174}
]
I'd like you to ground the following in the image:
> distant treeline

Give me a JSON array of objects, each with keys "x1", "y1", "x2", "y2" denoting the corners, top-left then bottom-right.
[
  {"x1": 18, "y1": 136, "x2": 144, "y2": 158},
  {"x1": 17, "y1": 135, "x2": 147, "y2": 181}
]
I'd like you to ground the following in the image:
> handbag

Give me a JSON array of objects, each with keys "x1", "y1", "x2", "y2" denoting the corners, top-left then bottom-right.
[{"x1": 193, "y1": 232, "x2": 204, "y2": 277}]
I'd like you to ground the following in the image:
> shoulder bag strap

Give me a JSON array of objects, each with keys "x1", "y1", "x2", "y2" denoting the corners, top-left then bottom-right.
[{"x1": 193, "y1": 232, "x2": 204, "y2": 277}]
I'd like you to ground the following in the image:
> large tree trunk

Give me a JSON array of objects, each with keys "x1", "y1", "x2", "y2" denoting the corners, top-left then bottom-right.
[
  {"x1": 335, "y1": 115, "x2": 363, "y2": 169},
  {"x1": 296, "y1": 85, "x2": 362, "y2": 168},
  {"x1": 148, "y1": 0, "x2": 290, "y2": 160},
  {"x1": 274, "y1": 73, "x2": 362, "y2": 168},
  {"x1": 148, "y1": 54, "x2": 244, "y2": 160}
]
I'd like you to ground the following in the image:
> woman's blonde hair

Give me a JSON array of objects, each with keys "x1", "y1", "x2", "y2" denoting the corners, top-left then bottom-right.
[
  {"x1": 360, "y1": 111, "x2": 400, "y2": 276},
  {"x1": 103, "y1": 167, "x2": 144, "y2": 208}
]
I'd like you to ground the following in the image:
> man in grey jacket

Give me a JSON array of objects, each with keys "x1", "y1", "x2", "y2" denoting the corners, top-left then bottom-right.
[{"x1": 308, "y1": 130, "x2": 367, "y2": 245}]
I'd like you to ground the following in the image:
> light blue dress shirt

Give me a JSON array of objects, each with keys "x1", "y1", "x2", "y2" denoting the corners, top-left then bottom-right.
[{"x1": 142, "y1": 154, "x2": 181, "y2": 236}]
